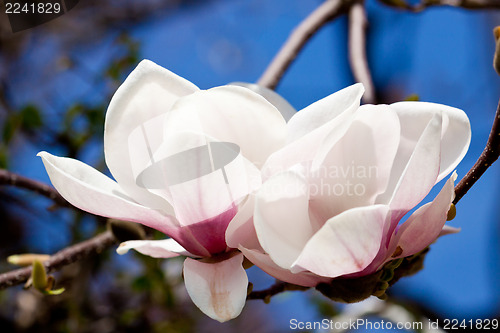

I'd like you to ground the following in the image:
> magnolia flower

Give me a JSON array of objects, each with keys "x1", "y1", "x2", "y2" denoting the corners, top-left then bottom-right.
[
  {"x1": 38, "y1": 60, "x2": 288, "y2": 322},
  {"x1": 227, "y1": 84, "x2": 471, "y2": 289}
]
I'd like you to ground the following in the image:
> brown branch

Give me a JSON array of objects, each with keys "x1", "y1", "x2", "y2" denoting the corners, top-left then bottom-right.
[
  {"x1": 257, "y1": 0, "x2": 353, "y2": 90},
  {"x1": 0, "y1": 230, "x2": 117, "y2": 290},
  {"x1": 379, "y1": 0, "x2": 500, "y2": 12},
  {"x1": 348, "y1": 0, "x2": 376, "y2": 104},
  {"x1": 0, "y1": 169, "x2": 70, "y2": 207},
  {"x1": 454, "y1": 99, "x2": 500, "y2": 204},
  {"x1": 247, "y1": 281, "x2": 308, "y2": 300}
]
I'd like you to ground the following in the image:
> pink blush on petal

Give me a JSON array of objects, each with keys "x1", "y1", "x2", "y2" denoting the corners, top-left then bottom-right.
[{"x1": 183, "y1": 205, "x2": 238, "y2": 255}]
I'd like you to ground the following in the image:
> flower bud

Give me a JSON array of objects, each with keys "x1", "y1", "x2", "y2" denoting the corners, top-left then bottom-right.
[
  {"x1": 447, "y1": 203, "x2": 456, "y2": 221},
  {"x1": 246, "y1": 282, "x2": 254, "y2": 295},
  {"x1": 30, "y1": 260, "x2": 65, "y2": 295},
  {"x1": 8, "y1": 253, "x2": 51, "y2": 266},
  {"x1": 31, "y1": 259, "x2": 48, "y2": 291}
]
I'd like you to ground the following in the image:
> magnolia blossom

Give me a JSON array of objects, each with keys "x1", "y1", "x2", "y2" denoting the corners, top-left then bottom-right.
[
  {"x1": 38, "y1": 60, "x2": 288, "y2": 322},
  {"x1": 227, "y1": 84, "x2": 471, "y2": 288}
]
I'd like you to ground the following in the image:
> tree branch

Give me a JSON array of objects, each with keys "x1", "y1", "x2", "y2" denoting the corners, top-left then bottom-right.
[
  {"x1": 257, "y1": 0, "x2": 353, "y2": 90},
  {"x1": 348, "y1": 0, "x2": 376, "y2": 104},
  {"x1": 247, "y1": 281, "x2": 308, "y2": 300},
  {"x1": 0, "y1": 169, "x2": 69, "y2": 207},
  {"x1": 0, "y1": 230, "x2": 117, "y2": 290},
  {"x1": 454, "y1": 99, "x2": 500, "y2": 204},
  {"x1": 379, "y1": 0, "x2": 500, "y2": 12}
]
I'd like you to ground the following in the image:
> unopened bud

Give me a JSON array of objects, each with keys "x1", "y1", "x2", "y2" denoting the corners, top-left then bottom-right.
[
  {"x1": 447, "y1": 203, "x2": 456, "y2": 221},
  {"x1": 8, "y1": 254, "x2": 50, "y2": 266},
  {"x1": 30, "y1": 260, "x2": 65, "y2": 295},
  {"x1": 247, "y1": 282, "x2": 254, "y2": 295},
  {"x1": 31, "y1": 259, "x2": 48, "y2": 291},
  {"x1": 242, "y1": 257, "x2": 254, "y2": 270},
  {"x1": 380, "y1": 268, "x2": 395, "y2": 282},
  {"x1": 404, "y1": 94, "x2": 419, "y2": 102}
]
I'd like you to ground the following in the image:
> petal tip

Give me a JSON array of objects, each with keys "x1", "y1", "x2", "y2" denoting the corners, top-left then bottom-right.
[
  {"x1": 37, "y1": 151, "x2": 48, "y2": 158},
  {"x1": 352, "y1": 82, "x2": 365, "y2": 93},
  {"x1": 116, "y1": 242, "x2": 130, "y2": 255},
  {"x1": 135, "y1": 59, "x2": 161, "y2": 72}
]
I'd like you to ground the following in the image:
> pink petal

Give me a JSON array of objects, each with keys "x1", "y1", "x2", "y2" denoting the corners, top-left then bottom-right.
[
  {"x1": 104, "y1": 60, "x2": 198, "y2": 212},
  {"x1": 183, "y1": 254, "x2": 248, "y2": 322},
  {"x1": 439, "y1": 225, "x2": 461, "y2": 237},
  {"x1": 180, "y1": 207, "x2": 237, "y2": 254},
  {"x1": 292, "y1": 205, "x2": 390, "y2": 278},
  {"x1": 388, "y1": 172, "x2": 457, "y2": 260},
  {"x1": 253, "y1": 170, "x2": 315, "y2": 270},
  {"x1": 163, "y1": 86, "x2": 287, "y2": 169},
  {"x1": 117, "y1": 238, "x2": 194, "y2": 258},
  {"x1": 37, "y1": 151, "x2": 178, "y2": 235},
  {"x1": 240, "y1": 247, "x2": 329, "y2": 287}
]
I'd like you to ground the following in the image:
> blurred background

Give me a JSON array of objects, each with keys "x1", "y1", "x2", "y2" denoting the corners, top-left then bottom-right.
[{"x1": 0, "y1": 0, "x2": 499, "y2": 332}]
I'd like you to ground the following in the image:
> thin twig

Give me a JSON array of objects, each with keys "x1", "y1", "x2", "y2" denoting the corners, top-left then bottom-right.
[
  {"x1": 247, "y1": 281, "x2": 300, "y2": 300},
  {"x1": 0, "y1": 169, "x2": 69, "y2": 207},
  {"x1": 0, "y1": 230, "x2": 117, "y2": 290},
  {"x1": 348, "y1": 0, "x2": 376, "y2": 104},
  {"x1": 454, "y1": 99, "x2": 500, "y2": 204},
  {"x1": 379, "y1": 0, "x2": 500, "y2": 12},
  {"x1": 257, "y1": 0, "x2": 353, "y2": 90}
]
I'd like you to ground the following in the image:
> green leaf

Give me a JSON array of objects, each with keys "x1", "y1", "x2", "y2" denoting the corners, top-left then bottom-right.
[
  {"x1": 0, "y1": 145, "x2": 9, "y2": 168},
  {"x1": 132, "y1": 276, "x2": 152, "y2": 291},
  {"x1": 42, "y1": 287, "x2": 65, "y2": 295},
  {"x1": 31, "y1": 259, "x2": 48, "y2": 290},
  {"x1": 20, "y1": 104, "x2": 43, "y2": 130},
  {"x1": 3, "y1": 114, "x2": 20, "y2": 143}
]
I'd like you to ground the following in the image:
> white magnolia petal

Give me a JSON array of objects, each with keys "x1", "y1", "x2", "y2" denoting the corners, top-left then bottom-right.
[
  {"x1": 117, "y1": 239, "x2": 193, "y2": 258},
  {"x1": 390, "y1": 172, "x2": 457, "y2": 259},
  {"x1": 229, "y1": 82, "x2": 297, "y2": 121},
  {"x1": 254, "y1": 170, "x2": 314, "y2": 270},
  {"x1": 38, "y1": 151, "x2": 177, "y2": 235},
  {"x1": 141, "y1": 131, "x2": 261, "y2": 227},
  {"x1": 292, "y1": 205, "x2": 390, "y2": 278},
  {"x1": 225, "y1": 195, "x2": 261, "y2": 250},
  {"x1": 390, "y1": 101, "x2": 471, "y2": 183},
  {"x1": 163, "y1": 85, "x2": 287, "y2": 168},
  {"x1": 262, "y1": 85, "x2": 362, "y2": 180},
  {"x1": 286, "y1": 83, "x2": 364, "y2": 142},
  {"x1": 104, "y1": 59, "x2": 198, "y2": 211},
  {"x1": 183, "y1": 254, "x2": 248, "y2": 322},
  {"x1": 439, "y1": 225, "x2": 461, "y2": 237},
  {"x1": 381, "y1": 112, "x2": 442, "y2": 219},
  {"x1": 309, "y1": 105, "x2": 400, "y2": 219},
  {"x1": 240, "y1": 247, "x2": 329, "y2": 287}
]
